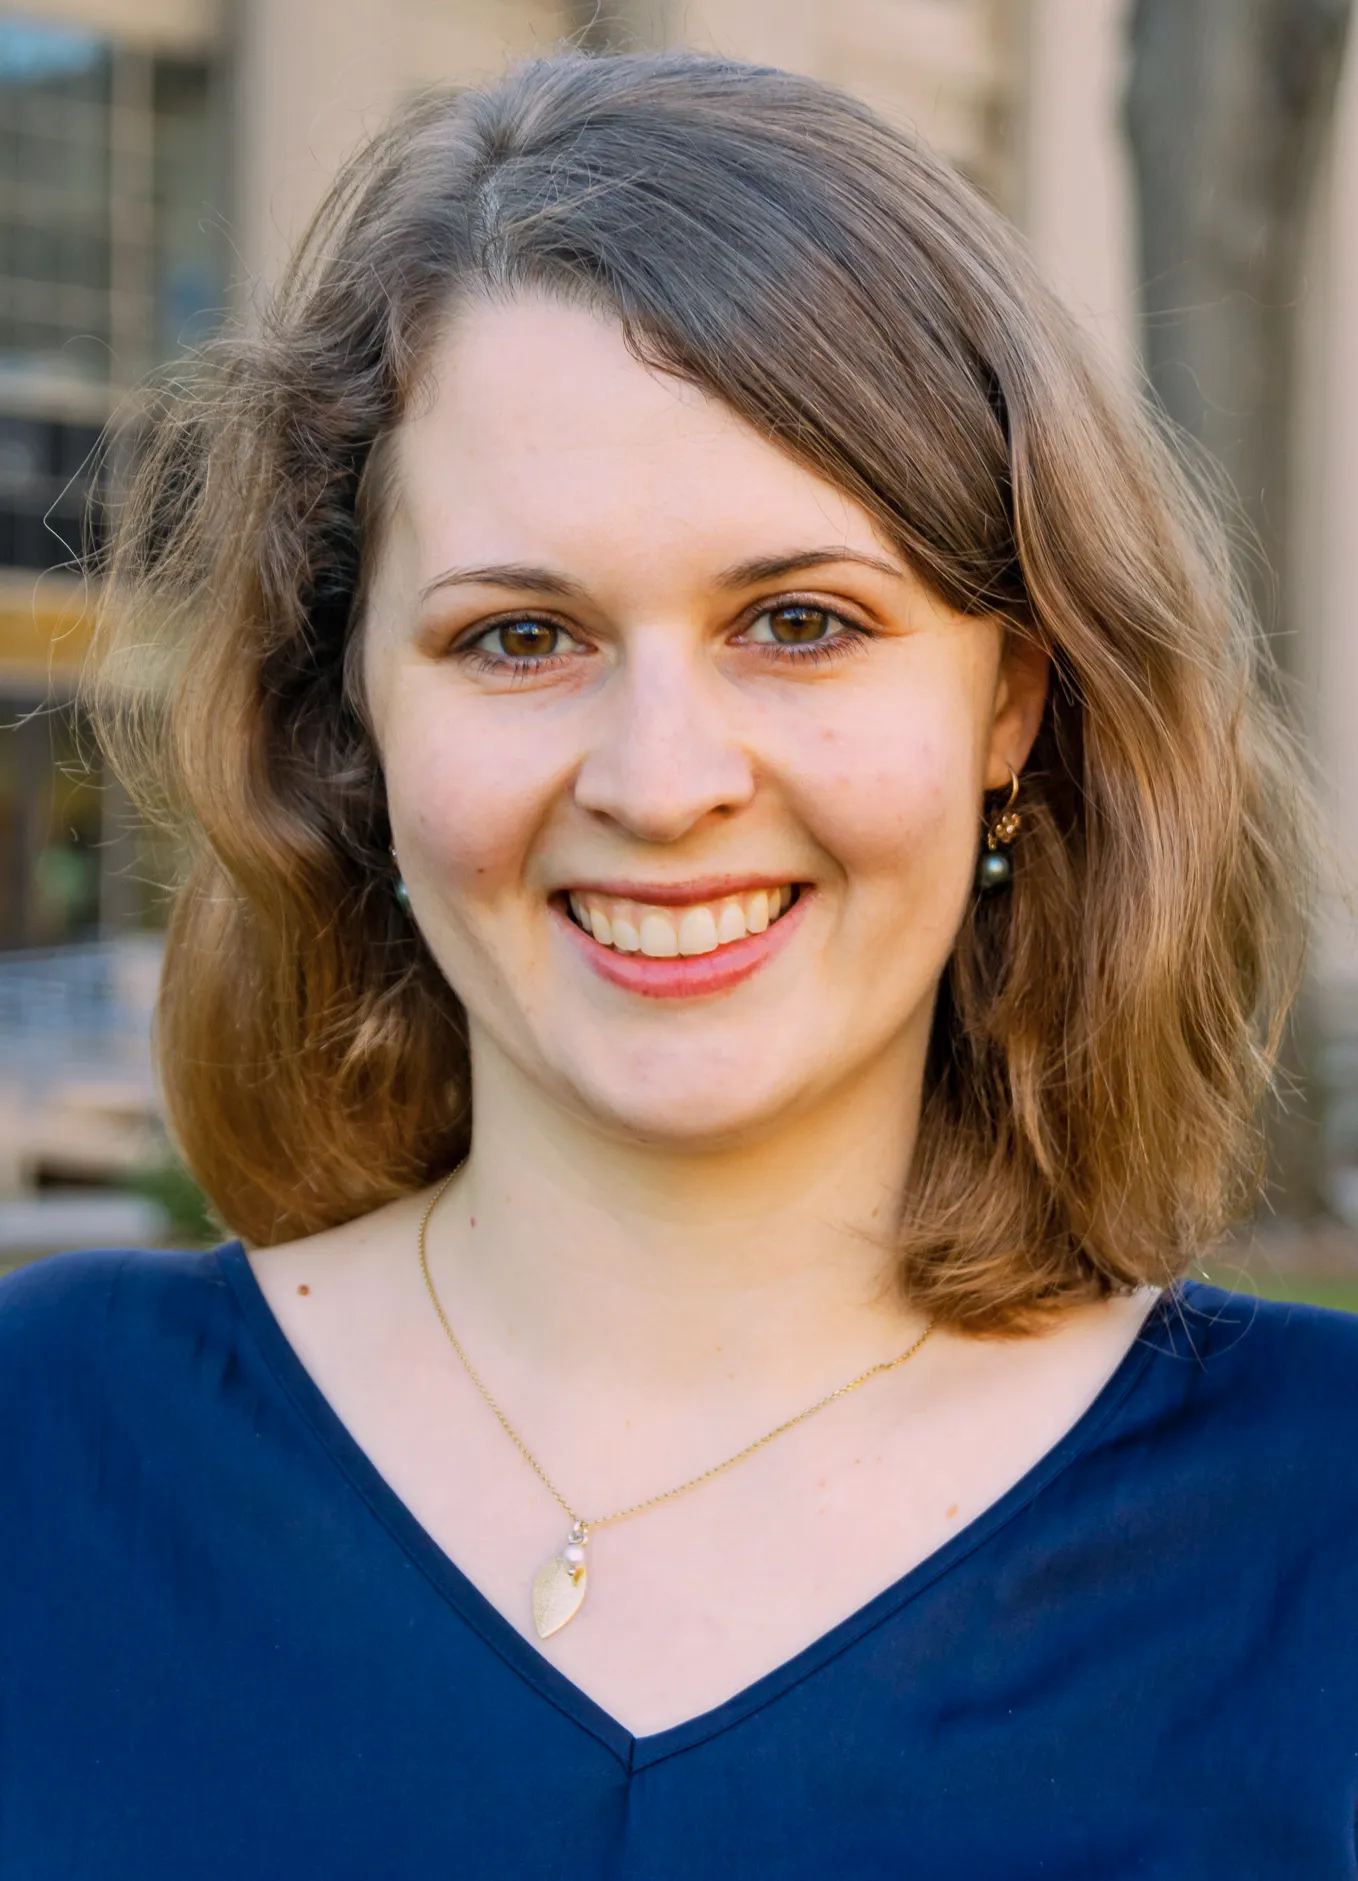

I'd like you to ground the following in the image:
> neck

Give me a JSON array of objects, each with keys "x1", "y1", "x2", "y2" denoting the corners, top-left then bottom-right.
[{"x1": 430, "y1": 1027, "x2": 931, "y2": 1399}]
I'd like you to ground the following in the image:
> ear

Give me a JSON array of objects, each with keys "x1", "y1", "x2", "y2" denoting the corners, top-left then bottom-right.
[{"x1": 984, "y1": 626, "x2": 1049, "y2": 791}]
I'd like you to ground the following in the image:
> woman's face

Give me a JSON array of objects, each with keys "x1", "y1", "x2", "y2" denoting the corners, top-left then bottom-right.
[{"x1": 363, "y1": 295, "x2": 1045, "y2": 1146}]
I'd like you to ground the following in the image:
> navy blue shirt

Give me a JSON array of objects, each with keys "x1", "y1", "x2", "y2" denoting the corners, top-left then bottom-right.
[{"x1": 2, "y1": 1244, "x2": 1357, "y2": 1877}]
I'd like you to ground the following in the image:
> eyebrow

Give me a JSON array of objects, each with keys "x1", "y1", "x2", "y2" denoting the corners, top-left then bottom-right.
[
  {"x1": 418, "y1": 562, "x2": 588, "y2": 604},
  {"x1": 416, "y1": 546, "x2": 907, "y2": 606},
  {"x1": 715, "y1": 547, "x2": 906, "y2": 588}
]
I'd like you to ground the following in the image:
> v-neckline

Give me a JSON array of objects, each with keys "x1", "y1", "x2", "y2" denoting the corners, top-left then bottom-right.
[{"x1": 215, "y1": 1239, "x2": 1171, "y2": 1774}]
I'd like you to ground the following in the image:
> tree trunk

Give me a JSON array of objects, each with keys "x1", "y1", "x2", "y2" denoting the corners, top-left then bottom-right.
[{"x1": 1125, "y1": 0, "x2": 1352, "y2": 1218}]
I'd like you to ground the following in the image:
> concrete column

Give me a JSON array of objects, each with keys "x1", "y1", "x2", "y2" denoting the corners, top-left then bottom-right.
[
  {"x1": 1020, "y1": 0, "x2": 1137, "y2": 377},
  {"x1": 231, "y1": 0, "x2": 400, "y2": 297},
  {"x1": 651, "y1": 0, "x2": 822, "y2": 71},
  {"x1": 1297, "y1": 34, "x2": 1358, "y2": 995}
]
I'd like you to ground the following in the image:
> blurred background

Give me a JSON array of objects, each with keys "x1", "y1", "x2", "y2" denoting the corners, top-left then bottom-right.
[{"x1": 1, "y1": 0, "x2": 1356, "y2": 1301}]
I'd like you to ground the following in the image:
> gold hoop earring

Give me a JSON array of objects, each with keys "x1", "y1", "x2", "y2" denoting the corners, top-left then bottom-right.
[{"x1": 976, "y1": 767, "x2": 1021, "y2": 893}]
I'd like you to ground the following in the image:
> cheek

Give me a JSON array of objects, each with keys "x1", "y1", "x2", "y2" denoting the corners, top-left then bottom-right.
[
  {"x1": 789, "y1": 692, "x2": 980, "y2": 895},
  {"x1": 383, "y1": 691, "x2": 564, "y2": 899}
]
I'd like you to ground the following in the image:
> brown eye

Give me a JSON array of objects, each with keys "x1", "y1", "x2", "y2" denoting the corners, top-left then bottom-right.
[
  {"x1": 482, "y1": 621, "x2": 566, "y2": 659},
  {"x1": 748, "y1": 605, "x2": 835, "y2": 646}
]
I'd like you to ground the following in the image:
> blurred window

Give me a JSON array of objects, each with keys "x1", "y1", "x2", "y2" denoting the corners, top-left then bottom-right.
[
  {"x1": 0, "y1": 697, "x2": 101, "y2": 950},
  {"x1": 0, "y1": 20, "x2": 113, "y2": 387},
  {"x1": 0, "y1": 16, "x2": 225, "y2": 951},
  {"x1": 0, "y1": 412, "x2": 103, "y2": 569},
  {"x1": 0, "y1": 16, "x2": 227, "y2": 573}
]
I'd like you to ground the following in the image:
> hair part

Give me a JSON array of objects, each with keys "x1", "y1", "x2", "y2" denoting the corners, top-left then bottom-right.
[{"x1": 90, "y1": 50, "x2": 1313, "y2": 1332}]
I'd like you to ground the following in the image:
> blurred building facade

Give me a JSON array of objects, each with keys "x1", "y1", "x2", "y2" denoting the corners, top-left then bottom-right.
[{"x1": 1, "y1": 0, "x2": 1357, "y2": 1209}]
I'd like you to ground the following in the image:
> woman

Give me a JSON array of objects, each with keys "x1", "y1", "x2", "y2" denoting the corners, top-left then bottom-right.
[{"x1": 2, "y1": 49, "x2": 1353, "y2": 1878}]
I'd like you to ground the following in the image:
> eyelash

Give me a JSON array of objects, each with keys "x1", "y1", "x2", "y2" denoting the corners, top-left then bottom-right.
[{"x1": 453, "y1": 599, "x2": 875, "y2": 677}]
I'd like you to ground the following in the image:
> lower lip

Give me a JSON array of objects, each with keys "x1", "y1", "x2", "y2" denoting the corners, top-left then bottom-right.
[{"x1": 555, "y1": 893, "x2": 809, "y2": 999}]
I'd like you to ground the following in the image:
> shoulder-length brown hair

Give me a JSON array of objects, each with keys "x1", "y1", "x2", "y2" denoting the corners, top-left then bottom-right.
[{"x1": 91, "y1": 50, "x2": 1310, "y2": 1331}]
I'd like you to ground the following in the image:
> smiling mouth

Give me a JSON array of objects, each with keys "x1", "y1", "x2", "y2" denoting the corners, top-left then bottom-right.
[{"x1": 565, "y1": 885, "x2": 799, "y2": 957}]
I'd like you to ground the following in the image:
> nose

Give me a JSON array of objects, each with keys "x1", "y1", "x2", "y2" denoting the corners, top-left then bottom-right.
[{"x1": 573, "y1": 632, "x2": 756, "y2": 842}]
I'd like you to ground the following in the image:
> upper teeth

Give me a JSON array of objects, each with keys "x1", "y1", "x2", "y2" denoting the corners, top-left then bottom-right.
[{"x1": 567, "y1": 886, "x2": 795, "y2": 956}]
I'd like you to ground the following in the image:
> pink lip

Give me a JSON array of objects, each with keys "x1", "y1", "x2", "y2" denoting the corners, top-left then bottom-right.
[
  {"x1": 555, "y1": 891, "x2": 809, "y2": 999},
  {"x1": 559, "y1": 874, "x2": 796, "y2": 908}
]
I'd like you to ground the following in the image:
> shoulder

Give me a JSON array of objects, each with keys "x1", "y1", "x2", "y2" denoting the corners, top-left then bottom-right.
[
  {"x1": 0, "y1": 1247, "x2": 263, "y2": 1622},
  {"x1": 0, "y1": 1245, "x2": 251, "y2": 1531},
  {"x1": 1139, "y1": 1281, "x2": 1358, "y2": 1516},
  {"x1": 0, "y1": 1244, "x2": 241, "y2": 1401},
  {"x1": 1161, "y1": 1279, "x2": 1358, "y2": 1404}
]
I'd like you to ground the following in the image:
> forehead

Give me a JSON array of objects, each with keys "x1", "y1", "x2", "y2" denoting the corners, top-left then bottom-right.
[{"x1": 386, "y1": 294, "x2": 891, "y2": 588}]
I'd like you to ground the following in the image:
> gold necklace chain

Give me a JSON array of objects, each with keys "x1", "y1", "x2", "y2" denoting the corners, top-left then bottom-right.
[{"x1": 417, "y1": 1172, "x2": 935, "y2": 1638}]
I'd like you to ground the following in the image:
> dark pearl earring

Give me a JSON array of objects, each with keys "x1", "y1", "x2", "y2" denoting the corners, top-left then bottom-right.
[
  {"x1": 390, "y1": 844, "x2": 411, "y2": 914},
  {"x1": 976, "y1": 846, "x2": 1013, "y2": 893},
  {"x1": 977, "y1": 768, "x2": 1021, "y2": 894}
]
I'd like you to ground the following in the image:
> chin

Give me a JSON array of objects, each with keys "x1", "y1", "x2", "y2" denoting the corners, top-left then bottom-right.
[{"x1": 558, "y1": 1055, "x2": 795, "y2": 1151}]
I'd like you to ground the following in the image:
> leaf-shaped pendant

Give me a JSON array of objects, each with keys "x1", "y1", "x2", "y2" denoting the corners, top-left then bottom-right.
[{"x1": 532, "y1": 1527, "x2": 589, "y2": 1639}]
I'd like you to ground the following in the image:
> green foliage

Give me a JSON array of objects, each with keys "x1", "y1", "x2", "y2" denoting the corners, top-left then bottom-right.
[
  {"x1": 123, "y1": 1156, "x2": 221, "y2": 1246},
  {"x1": 1238, "y1": 1274, "x2": 1358, "y2": 1315}
]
